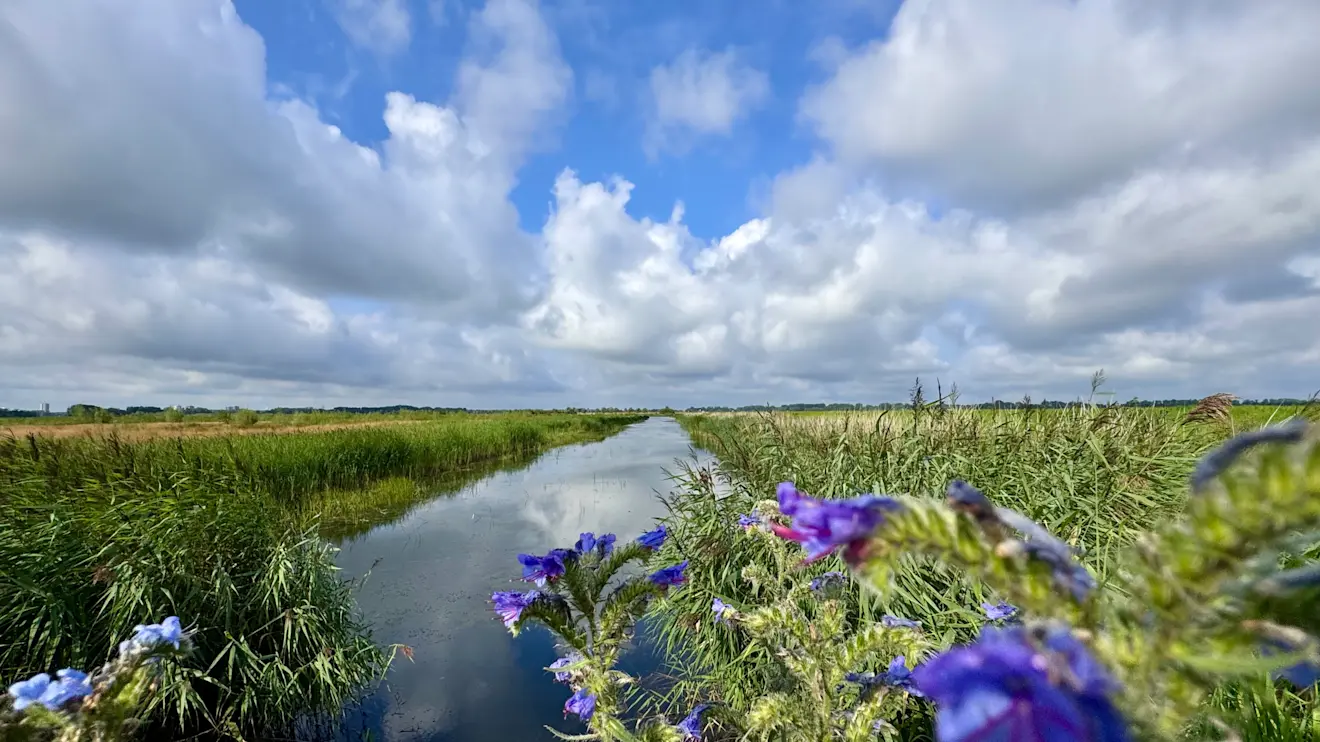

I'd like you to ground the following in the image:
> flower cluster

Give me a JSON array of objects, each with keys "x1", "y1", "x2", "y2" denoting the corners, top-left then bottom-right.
[
  {"x1": 3, "y1": 617, "x2": 191, "y2": 741},
  {"x1": 493, "y1": 524, "x2": 713, "y2": 740},
  {"x1": 751, "y1": 420, "x2": 1320, "y2": 741}
]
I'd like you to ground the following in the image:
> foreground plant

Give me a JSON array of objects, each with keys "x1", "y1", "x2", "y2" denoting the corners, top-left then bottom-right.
[
  {"x1": 493, "y1": 527, "x2": 710, "y2": 741},
  {"x1": 709, "y1": 524, "x2": 936, "y2": 742},
  {"x1": 762, "y1": 418, "x2": 1319, "y2": 740},
  {"x1": 1, "y1": 618, "x2": 191, "y2": 742}
]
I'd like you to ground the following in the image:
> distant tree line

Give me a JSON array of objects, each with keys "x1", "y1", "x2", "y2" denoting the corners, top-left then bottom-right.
[
  {"x1": 0, "y1": 397, "x2": 1312, "y2": 421},
  {"x1": 682, "y1": 398, "x2": 1317, "y2": 413}
]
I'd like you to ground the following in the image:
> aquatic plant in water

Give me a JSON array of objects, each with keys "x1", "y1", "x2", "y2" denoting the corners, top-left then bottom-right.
[{"x1": 1, "y1": 618, "x2": 192, "y2": 741}]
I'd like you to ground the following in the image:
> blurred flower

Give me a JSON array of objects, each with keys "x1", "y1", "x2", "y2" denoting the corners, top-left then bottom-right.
[
  {"x1": 738, "y1": 514, "x2": 761, "y2": 530},
  {"x1": 638, "y1": 526, "x2": 667, "y2": 550},
  {"x1": 712, "y1": 598, "x2": 732, "y2": 624},
  {"x1": 913, "y1": 626, "x2": 1130, "y2": 742},
  {"x1": 564, "y1": 688, "x2": 596, "y2": 722},
  {"x1": 649, "y1": 561, "x2": 689, "y2": 589},
  {"x1": 981, "y1": 602, "x2": 1018, "y2": 622},
  {"x1": 882, "y1": 614, "x2": 921, "y2": 629},
  {"x1": 596, "y1": 533, "x2": 616, "y2": 557},
  {"x1": 548, "y1": 652, "x2": 583, "y2": 683},
  {"x1": 677, "y1": 703, "x2": 712, "y2": 740},
  {"x1": 7, "y1": 668, "x2": 93, "y2": 712},
  {"x1": 770, "y1": 482, "x2": 902, "y2": 565},
  {"x1": 809, "y1": 571, "x2": 846, "y2": 594}
]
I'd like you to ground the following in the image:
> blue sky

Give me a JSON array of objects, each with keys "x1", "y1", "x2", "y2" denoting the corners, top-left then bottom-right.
[
  {"x1": 236, "y1": 0, "x2": 900, "y2": 239},
  {"x1": 1, "y1": 0, "x2": 1319, "y2": 410}
]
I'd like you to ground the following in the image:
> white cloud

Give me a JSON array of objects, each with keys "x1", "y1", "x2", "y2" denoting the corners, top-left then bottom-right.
[
  {"x1": 644, "y1": 48, "x2": 769, "y2": 158},
  {"x1": 800, "y1": 0, "x2": 1320, "y2": 211},
  {"x1": 2, "y1": 0, "x2": 1319, "y2": 410},
  {"x1": 333, "y1": 0, "x2": 412, "y2": 56}
]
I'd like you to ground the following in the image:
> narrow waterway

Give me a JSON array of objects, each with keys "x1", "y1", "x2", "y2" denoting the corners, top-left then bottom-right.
[{"x1": 333, "y1": 417, "x2": 713, "y2": 741}]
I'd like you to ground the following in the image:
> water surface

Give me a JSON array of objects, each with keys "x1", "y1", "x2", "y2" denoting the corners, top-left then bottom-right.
[{"x1": 334, "y1": 417, "x2": 712, "y2": 741}]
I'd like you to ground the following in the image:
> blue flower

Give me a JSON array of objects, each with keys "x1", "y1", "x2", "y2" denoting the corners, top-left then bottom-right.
[
  {"x1": 596, "y1": 533, "x2": 616, "y2": 557},
  {"x1": 845, "y1": 657, "x2": 924, "y2": 698},
  {"x1": 677, "y1": 703, "x2": 712, "y2": 740},
  {"x1": 517, "y1": 552, "x2": 567, "y2": 587},
  {"x1": 492, "y1": 590, "x2": 541, "y2": 629},
  {"x1": 883, "y1": 656, "x2": 923, "y2": 697},
  {"x1": 7, "y1": 668, "x2": 93, "y2": 712},
  {"x1": 737, "y1": 514, "x2": 761, "y2": 529},
  {"x1": 712, "y1": 598, "x2": 732, "y2": 624},
  {"x1": 118, "y1": 616, "x2": 185, "y2": 658},
  {"x1": 564, "y1": 688, "x2": 596, "y2": 722},
  {"x1": 575, "y1": 532, "x2": 598, "y2": 554},
  {"x1": 770, "y1": 482, "x2": 903, "y2": 565},
  {"x1": 548, "y1": 652, "x2": 583, "y2": 683},
  {"x1": 649, "y1": 561, "x2": 689, "y2": 589},
  {"x1": 882, "y1": 614, "x2": 921, "y2": 629},
  {"x1": 981, "y1": 602, "x2": 1019, "y2": 622},
  {"x1": 912, "y1": 626, "x2": 1131, "y2": 742},
  {"x1": 637, "y1": 525, "x2": 667, "y2": 550},
  {"x1": 809, "y1": 571, "x2": 846, "y2": 594}
]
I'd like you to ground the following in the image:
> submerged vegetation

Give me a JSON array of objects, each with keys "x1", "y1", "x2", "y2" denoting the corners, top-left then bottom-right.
[{"x1": 0, "y1": 412, "x2": 646, "y2": 739}]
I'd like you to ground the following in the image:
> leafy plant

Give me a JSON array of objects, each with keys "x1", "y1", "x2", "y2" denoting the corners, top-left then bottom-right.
[{"x1": 493, "y1": 527, "x2": 712, "y2": 741}]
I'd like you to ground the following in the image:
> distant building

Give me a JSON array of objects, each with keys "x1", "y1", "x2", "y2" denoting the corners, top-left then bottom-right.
[
  {"x1": 226, "y1": 405, "x2": 240, "y2": 412},
  {"x1": 40, "y1": 403, "x2": 50, "y2": 415}
]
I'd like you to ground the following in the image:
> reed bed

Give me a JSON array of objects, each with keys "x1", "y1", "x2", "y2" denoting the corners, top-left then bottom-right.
[
  {"x1": 0, "y1": 412, "x2": 646, "y2": 739},
  {"x1": 646, "y1": 401, "x2": 1314, "y2": 737}
]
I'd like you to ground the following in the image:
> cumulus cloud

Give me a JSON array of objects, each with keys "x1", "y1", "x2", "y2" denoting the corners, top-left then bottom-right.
[
  {"x1": 0, "y1": 0, "x2": 572, "y2": 408},
  {"x1": 333, "y1": 0, "x2": 412, "y2": 56},
  {"x1": 2, "y1": 0, "x2": 1318, "y2": 409},
  {"x1": 800, "y1": 0, "x2": 1320, "y2": 211},
  {"x1": 644, "y1": 48, "x2": 769, "y2": 158}
]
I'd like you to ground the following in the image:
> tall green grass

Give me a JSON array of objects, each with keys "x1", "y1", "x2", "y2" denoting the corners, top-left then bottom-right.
[
  {"x1": 647, "y1": 403, "x2": 1314, "y2": 735},
  {"x1": 0, "y1": 413, "x2": 646, "y2": 739}
]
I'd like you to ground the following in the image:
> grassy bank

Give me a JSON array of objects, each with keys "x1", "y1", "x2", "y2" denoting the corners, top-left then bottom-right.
[
  {"x1": 649, "y1": 402, "x2": 1316, "y2": 737},
  {"x1": 0, "y1": 412, "x2": 646, "y2": 739}
]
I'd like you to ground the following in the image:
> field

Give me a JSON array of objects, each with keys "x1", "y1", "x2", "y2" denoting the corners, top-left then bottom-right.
[
  {"x1": 646, "y1": 402, "x2": 1318, "y2": 739},
  {"x1": 0, "y1": 412, "x2": 647, "y2": 739}
]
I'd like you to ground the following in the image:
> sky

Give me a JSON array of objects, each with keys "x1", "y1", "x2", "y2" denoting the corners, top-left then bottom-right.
[{"x1": 1, "y1": 0, "x2": 1319, "y2": 411}]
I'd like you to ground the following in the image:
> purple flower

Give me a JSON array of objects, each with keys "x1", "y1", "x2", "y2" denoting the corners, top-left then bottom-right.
[
  {"x1": 1261, "y1": 638, "x2": 1320, "y2": 689},
  {"x1": 769, "y1": 482, "x2": 902, "y2": 565},
  {"x1": 981, "y1": 601, "x2": 1019, "y2": 622},
  {"x1": 518, "y1": 551, "x2": 567, "y2": 587},
  {"x1": 913, "y1": 627, "x2": 1131, "y2": 742},
  {"x1": 492, "y1": 590, "x2": 540, "y2": 629},
  {"x1": 712, "y1": 598, "x2": 732, "y2": 624},
  {"x1": 596, "y1": 533, "x2": 616, "y2": 556},
  {"x1": 737, "y1": 514, "x2": 761, "y2": 529},
  {"x1": 882, "y1": 614, "x2": 921, "y2": 629},
  {"x1": 1190, "y1": 418, "x2": 1308, "y2": 493},
  {"x1": 637, "y1": 525, "x2": 667, "y2": 550},
  {"x1": 649, "y1": 561, "x2": 689, "y2": 589},
  {"x1": 677, "y1": 703, "x2": 712, "y2": 740},
  {"x1": 7, "y1": 669, "x2": 93, "y2": 712},
  {"x1": 883, "y1": 656, "x2": 923, "y2": 697},
  {"x1": 810, "y1": 571, "x2": 846, "y2": 594},
  {"x1": 564, "y1": 688, "x2": 596, "y2": 722},
  {"x1": 575, "y1": 532, "x2": 598, "y2": 554},
  {"x1": 845, "y1": 657, "x2": 924, "y2": 698},
  {"x1": 548, "y1": 652, "x2": 583, "y2": 683}
]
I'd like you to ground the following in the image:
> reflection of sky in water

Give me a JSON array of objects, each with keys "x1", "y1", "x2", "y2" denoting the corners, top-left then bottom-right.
[{"x1": 333, "y1": 418, "x2": 715, "y2": 742}]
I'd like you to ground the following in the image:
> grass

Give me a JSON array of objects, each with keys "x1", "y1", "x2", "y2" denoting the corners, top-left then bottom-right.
[
  {"x1": 0, "y1": 412, "x2": 647, "y2": 739},
  {"x1": 645, "y1": 400, "x2": 1317, "y2": 738}
]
